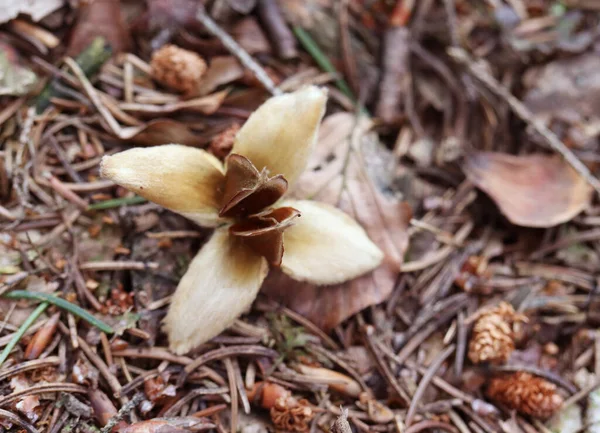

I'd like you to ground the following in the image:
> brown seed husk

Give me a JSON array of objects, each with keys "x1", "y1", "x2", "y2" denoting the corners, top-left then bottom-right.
[{"x1": 151, "y1": 44, "x2": 207, "y2": 93}]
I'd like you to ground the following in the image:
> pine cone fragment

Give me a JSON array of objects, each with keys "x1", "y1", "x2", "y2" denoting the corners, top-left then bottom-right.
[
  {"x1": 486, "y1": 372, "x2": 563, "y2": 419},
  {"x1": 150, "y1": 44, "x2": 207, "y2": 93},
  {"x1": 468, "y1": 302, "x2": 527, "y2": 364}
]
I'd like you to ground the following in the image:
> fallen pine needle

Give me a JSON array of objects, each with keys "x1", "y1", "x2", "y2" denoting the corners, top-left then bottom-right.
[
  {"x1": 3, "y1": 291, "x2": 113, "y2": 334},
  {"x1": 293, "y1": 26, "x2": 355, "y2": 102},
  {"x1": 0, "y1": 302, "x2": 49, "y2": 367}
]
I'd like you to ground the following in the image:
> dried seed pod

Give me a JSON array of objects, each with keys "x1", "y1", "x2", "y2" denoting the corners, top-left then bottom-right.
[
  {"x1": 246, "y1": 381, "x2": 290, "y2": 409},
  {"x1": 209, "y1": 123, "x2": 240, "y2": 160},
  {"x1": 25, "y1": 312, "x2": 60, "y2": 359},
  {"x1": 270, "y1": 396, "x2": 314, "y2": 432},
  {"x1": 150, "y1": 44, "x2": 207, "y2": 93},
  {"x1": 468, "y1": 302, "x2": 527, "y2": 364},
  {"x1": 486, "y1": 372, "x2": 563, "y2": 419},
  {"x1": 296, "y1": 364, "x2": 362, "y2": 398}
]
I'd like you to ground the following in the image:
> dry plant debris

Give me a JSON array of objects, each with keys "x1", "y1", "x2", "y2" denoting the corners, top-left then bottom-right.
[
  {"x1": 468, "y1": 302, "x2": 527, "y2": 365},
  {"x1": 487, "y1": 372, "x2": 564, "y2": 419},
  {"x1": 1, "y1": 1, "x2": 600, "y2": 433},
  {"x1": 101, "y1": 87, "x2": 383, "y2": 354},
  {"x1": 463, "y1": 152, "x2": 593, "y2": 228},
  {"x1": 150, "y1": 44, "x2": 208, "y2": 94}
]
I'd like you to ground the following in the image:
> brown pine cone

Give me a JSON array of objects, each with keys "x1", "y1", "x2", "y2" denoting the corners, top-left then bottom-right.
[
  {"x1": 150, "y1": 44, "x2": 207, "y2": 93},
  {"x1": 486, "y1": 372, "x2": 563, "y2": 419},
  {"x1": 468, "y1": 302, "x2": 527, "y2": 364}
]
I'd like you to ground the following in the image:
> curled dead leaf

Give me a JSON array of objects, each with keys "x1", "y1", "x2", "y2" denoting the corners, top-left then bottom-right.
[
  {"x1": 262, "y1": 113, "x2": 411, "y2": 330},
  {"x1": 463, "y1": 152, "x2": 592, "y2": 228},
  {"x1": 127, "y1": 119, "x2": 204, "y2": 147},
  {"x1": 67, "y1": 0, "x2": 132, "y2": 56},
  {"x1": 196, "y1": 56, "x2": 244, "y2": 96}
]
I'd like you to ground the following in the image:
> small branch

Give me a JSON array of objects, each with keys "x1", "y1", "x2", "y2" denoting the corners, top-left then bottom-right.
[
  {"x1": 449, "y1": 47, "x2": 600, "y2": 196},
  {"x1": 196, "y1": 6, "x2": 281, "y2": 96},
  {"x1": 100, "y1": 393, "x2": 144, "y2": 433},
  {"x1": 257, "y1": 0, "x2": 297, "y2": 60}
]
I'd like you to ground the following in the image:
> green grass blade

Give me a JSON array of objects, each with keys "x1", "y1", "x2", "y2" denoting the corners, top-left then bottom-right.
[
  {"x1": 0, "y1": 302, "x2": 49, "y2": 367},
  {"x1": 88, "y1": 196, "x2": 147, "y2": 210},
  {"x1": 293, "y1": 26, "x2": 356, "y2": 101},
  {"x1": 3, "y1": 291, "x2": 113, "y2": 334}
]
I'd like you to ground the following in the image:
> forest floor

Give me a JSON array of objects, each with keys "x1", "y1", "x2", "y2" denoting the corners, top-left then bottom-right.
[{"x1": 1, "y1": 1, "x2": 600, "y2": 432}]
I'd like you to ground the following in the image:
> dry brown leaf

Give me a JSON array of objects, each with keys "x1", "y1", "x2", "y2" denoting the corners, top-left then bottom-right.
[
  {"x1": 67, "y1": 0, "x2": 132, "y2": 56},
  {"x1": 127, "y1": 119, "x2": 205, "y2": 147},
  {"x1": 523, "y1": 53, "x2": 600, "y2": 124},
  {"x1": 10, "y1": 375, "x2": 41, "y2": 422},
  {"x1": 232, "y1": 17, "x2": 272, "y2": 55},
  {"x1": 0, "y1": 0, "x2": 64, "y2": 24},
  {"x1": 463, "y1": 152, "x2": 592, "y2": 228},
  {"x1": 262, "y1": 113, "x2": 411, "y2": 330},
  {"x1": 196, "y1": 56, "x2": 245, "y2": 96}
]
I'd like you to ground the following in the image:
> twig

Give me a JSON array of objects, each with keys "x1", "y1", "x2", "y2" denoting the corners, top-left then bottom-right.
[
  {"x1": 195, "y1": 6, "x2": 281, "y2": 96},
  {"x1": 224, "y1": 357, "x2": 238, "y2": 433},
  {"x1": 362, "y1": 324, "x2": 411, "y2": 404},
  {"x1": 0, "y1": 409, "x2": 40, "y2": 433},
  {"x1": 47, "y1": 136, "x2": 84, "y2": 183},
  {"x1": 79, "y1": 261, "x2": 158, "y2": 271},
  {"x1": 405, "y1": 345, "x2": 456, "y2": 426},
  {"x1": 181, "y1": 345, "x2": 279, "y2": 385},
  {"x1": 449, "y1": 47, "x2": 600, "y2": 195},
  {"x1": 405, "y1": 420, "x2": 459, "y2": 433},
  {"x1": 0, "y1": 303, "x2": 49, "y2": 367},
  {"x1": 560, "y1": 375, "x2": 600, "y2": 408},
  {"x1": 257, "y1": 0, "x2": 297, "y2": 60},
  {"x1": 0, "y1": 383, "x2": 87, "y2": 406},
  {"x1": 100, "y1": 393, "x2": 144, "y2": 433},
  {"x1": 0, "y1": 357, "x2": 60, "y2": 381}
]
